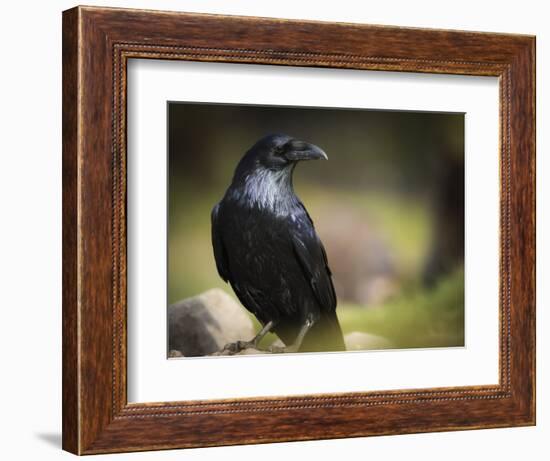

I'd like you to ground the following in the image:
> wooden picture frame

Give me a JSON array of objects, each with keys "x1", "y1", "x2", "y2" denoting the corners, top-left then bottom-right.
[{"x1": 62, "y1": 5, "x2": 535, "y2": 455}]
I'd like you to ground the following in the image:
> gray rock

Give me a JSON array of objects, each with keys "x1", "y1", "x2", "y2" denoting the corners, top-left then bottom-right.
[
  {"x1": 168, "y1": 349, "x2": 184, "y2": 358},
  {"x1": 268, "y1": 334, "x2": 394, "y2": 353},
  {"x1": 211, "y1": 338, "x2": 283, "y2": 356},
  {"x1": 344, "y1": 331, "x2": 394, "y2": 351},
  {"x1": 168, "y1": 291, "x2": 394, "y2": 357},
  {"x1": 168, "y1": 289, "x2": 255, "y2": 357},
  {"x1": 216, "y1": 347, "x2": 267, "y2": 356}
]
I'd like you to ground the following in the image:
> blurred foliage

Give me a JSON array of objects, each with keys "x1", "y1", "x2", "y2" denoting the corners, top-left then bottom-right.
[
  {"x1": 337, "y1": 267, "x2": 464, "y2": 348},
  {"x1": 168, "y1": 102, "x2": 465, "y2": 349}
]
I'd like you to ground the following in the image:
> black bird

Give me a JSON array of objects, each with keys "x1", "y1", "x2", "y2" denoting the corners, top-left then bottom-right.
[{"x1": 211, "y1": 134, "x2": 345, "y2": 353}]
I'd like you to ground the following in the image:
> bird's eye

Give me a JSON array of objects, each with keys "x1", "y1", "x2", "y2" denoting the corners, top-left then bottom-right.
[{"x1": 273, "y1": 145, "x2": 285, "y2": 156}]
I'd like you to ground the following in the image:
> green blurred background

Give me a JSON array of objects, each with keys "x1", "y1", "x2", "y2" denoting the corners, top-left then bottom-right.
[{"x1": 168, "y1": 102, "x2": 464, "y2": 349}]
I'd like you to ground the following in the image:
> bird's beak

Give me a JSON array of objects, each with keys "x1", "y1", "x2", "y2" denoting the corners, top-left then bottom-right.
[{"x1": 284, "y1": 140, "x2": 328, "y2": 162}]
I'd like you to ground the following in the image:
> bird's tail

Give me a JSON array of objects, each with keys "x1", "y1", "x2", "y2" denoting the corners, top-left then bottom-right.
[{"x1": 300, "y1": 311, "x2": 346, "y2": 352}]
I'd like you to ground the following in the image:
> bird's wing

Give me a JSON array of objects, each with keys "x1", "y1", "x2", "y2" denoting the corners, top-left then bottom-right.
[
  {"x1": 290, "y1": 215, "x2": 337, "y2": 313},
  {"x1": 211, "y1": 203, "x2": 230, "y2": 282}
]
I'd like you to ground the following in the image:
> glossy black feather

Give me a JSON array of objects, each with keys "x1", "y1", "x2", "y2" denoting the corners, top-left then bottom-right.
[{"x1": 211, "y1": 134, "x2": 345, "y2": 352}]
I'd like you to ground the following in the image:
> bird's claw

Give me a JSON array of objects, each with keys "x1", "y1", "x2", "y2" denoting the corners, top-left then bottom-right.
[{"x1": 218, "y1": 340, "x2": 255, "y2": 355}]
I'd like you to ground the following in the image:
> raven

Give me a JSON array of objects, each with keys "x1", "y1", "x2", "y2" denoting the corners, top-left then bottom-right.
[{"x1": 211, "y1": 133, "x2": 345, "y2": 354}]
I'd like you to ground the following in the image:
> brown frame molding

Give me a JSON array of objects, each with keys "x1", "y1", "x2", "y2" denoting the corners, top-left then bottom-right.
[{"x1": 62, "y1": 5, "x2": 535, "y2": 455}]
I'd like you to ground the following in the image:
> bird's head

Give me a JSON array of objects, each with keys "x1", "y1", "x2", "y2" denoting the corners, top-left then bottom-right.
[
  {"x1": 237, "y1": 134, "x2": 328, "y2": 174},
  {"x1": 228, "y1": 134, "x2": 328, "y2": 209}
]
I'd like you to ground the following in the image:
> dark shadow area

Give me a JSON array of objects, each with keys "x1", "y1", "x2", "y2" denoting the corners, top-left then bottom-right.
[{"x1": 35, "y1": 432, "x2": 62, "y2": 448}]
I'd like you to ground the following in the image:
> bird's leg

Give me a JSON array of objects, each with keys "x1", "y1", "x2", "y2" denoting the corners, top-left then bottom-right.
[
  {"x1": 269, "y1": 315, "x2": 315, "y2": 354},
  {"x1": 249, "y1": 320, "x2": 276, "y2": 348},
  {"x1": 219, "y1": 320, "x2": 276, "y2": 355}
]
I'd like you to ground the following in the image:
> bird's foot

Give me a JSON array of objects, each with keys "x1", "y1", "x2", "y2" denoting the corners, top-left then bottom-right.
[{"x1": 218, "y1": 340, "x2": 257, "y2": 355}]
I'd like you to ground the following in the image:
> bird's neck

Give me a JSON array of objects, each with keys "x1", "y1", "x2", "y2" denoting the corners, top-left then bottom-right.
[{"x1": 230, "y1": 166, "x2": 299, "y2": 214}]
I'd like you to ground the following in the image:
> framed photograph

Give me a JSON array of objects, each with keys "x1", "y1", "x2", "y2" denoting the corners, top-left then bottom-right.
[{"x1": 62, "y1": 6, "x2": 535, "y2": 454}]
